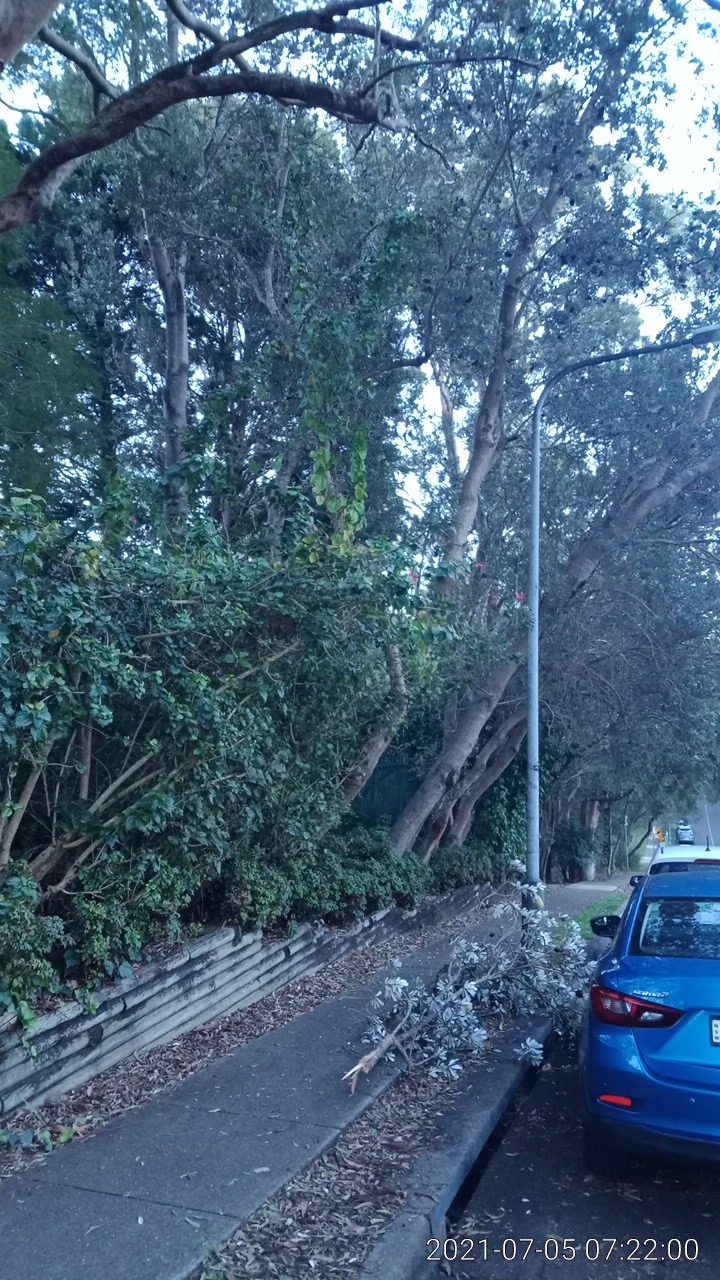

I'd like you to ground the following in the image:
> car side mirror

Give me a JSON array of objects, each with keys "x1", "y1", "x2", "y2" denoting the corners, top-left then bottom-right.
[
  {"x1": 629, "y1": 874, "x2": 644, "y2": 887},
  {"x1": 590, "y1": 914, "x2": 621, "y2": 938}
]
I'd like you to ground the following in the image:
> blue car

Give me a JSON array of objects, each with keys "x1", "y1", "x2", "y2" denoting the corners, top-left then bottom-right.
[{"x1": 579, "y1": 868, "x2": 720, "y2": 1177}]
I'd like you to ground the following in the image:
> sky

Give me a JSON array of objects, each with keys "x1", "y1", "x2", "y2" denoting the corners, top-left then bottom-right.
[
  {"x1": 1, "y1": 3, "x2": 719, "y2": 185},
  {"x1": 650, "y1": 2, "x2": 720, "y2": 204},
  {"x1": 634, "y1": 2, "x2": 720, "y2": 334}
]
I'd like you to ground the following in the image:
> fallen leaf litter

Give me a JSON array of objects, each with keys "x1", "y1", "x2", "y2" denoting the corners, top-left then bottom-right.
[{"x1": 195, "y1": 1070, "x2": 458, "y2": 1279}]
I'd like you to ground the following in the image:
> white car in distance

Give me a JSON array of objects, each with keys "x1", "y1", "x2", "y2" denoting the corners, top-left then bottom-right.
[{"x1": 629, "y1": 844, "x2": 720, "y2": 886}]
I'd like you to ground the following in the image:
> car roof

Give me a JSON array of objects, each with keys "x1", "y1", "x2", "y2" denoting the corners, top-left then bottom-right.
[
  {"x1": 651, "y1": 848, "x2": 720, "y2": 862},
  {"x1": 643, "y1": 869, "x2": 720, "y2": 898}
]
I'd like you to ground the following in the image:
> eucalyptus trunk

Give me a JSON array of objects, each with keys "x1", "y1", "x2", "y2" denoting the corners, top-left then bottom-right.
[
  {"x1": 389, "y1": 661, "x2": 519, "y2": 854},
  {"x1": 446, "y1": 715, "x2": 528, "y2": 849},
  {"x1": 393, "y1": 66, "x2": 628, "y2": 855},
  {"x1": 343, "y1": 646, "x2": 408, "y2": 803},
  {"x1": 149, "y1": 234, "x2": 189, "y2": 526}
]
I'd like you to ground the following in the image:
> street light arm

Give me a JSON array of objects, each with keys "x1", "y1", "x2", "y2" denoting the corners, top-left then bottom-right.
[{"x1": 536, "y1": 331, "x2": 714, "y2": 419}]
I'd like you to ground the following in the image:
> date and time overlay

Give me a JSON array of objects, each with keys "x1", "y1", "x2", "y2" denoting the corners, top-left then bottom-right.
[{"x1": 427, "y1": 1237, "x2": 700, "y2": 1266}]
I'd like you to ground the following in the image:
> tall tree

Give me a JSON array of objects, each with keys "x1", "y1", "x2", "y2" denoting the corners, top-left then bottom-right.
[{"x1": 385, "y1": 1, "x2": 720, "y2": 853}]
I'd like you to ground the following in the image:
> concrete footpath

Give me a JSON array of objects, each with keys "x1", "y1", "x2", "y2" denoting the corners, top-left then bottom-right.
[{"x1": 0, "y1": 881, "x2": 625, "y2": 1280}]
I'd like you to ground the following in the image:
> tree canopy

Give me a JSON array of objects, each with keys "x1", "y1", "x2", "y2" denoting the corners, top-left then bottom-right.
[{"x1": 1, "y1": 0, "x2": 720, "y2": 1009}]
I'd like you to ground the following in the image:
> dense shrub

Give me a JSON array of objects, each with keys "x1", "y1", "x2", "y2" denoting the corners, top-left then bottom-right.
[
  {"x1": 473, "y1": 771, "x2": 527, "y2": 869},
  {"x1": 215, "y1": 820, "x2": 429, "y2": 930},
  {"x1": 429, "y1": 764, "x2": 527, "y2": 894},
  {"x1": 429, "y1": 840, "x2": 494, "y2": 893},
  {"x1": 0, "y1": 496, "x2": 431, "y2": 1007},
  {"x1": 0, "y1": 870, "x2": 66, "y2": 1020},
  {"x1": 429, "y1": 835, "x2": 518, "y2": 894},
  {"x1": 548, "y1": 819, "x2": 597, "y2": 882}
]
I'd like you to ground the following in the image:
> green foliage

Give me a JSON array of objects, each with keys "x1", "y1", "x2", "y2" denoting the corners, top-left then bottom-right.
[
  {"x1": 0, "y1": 129, "x2": 99, "y2": 503},
  {"x1": 474, "y1": 773, "x2": 527, "y2": 870},
  {"x1": 549, "y1": 820, "x2": 598, "y2": 882},
  {"x1": 0, "y1": 1126, "x2": 53, "y2": 1153},
  {"x1": 2, "y1": 0, "x2": 719, "y2": 1027},
  {"x1": 0, "y1": 870, "x2": 65, "y2": 1022},
  {"x1": 0, "y1": 496, "x2": 426, "y2": 1006},
  {"x1": 429, "y1": 841, "x2": 497, "y2": 894},
  {"x1": 0, "y1": 1116, "x2": 89, "y2": 1157},
  {"x1": 573, "y1": 891, "x2": 628, "y2": 940},
  {"x1": 428, "y1": 764, "x2": 527, "y2": 893},
  {"x1": 218, "y1": 820, "x2": 428, "y2": 930}
]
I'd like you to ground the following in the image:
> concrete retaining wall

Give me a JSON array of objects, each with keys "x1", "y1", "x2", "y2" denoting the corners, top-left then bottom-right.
[{"x1": 0, "y1": 882, "x2": 488, "y2": 1118}]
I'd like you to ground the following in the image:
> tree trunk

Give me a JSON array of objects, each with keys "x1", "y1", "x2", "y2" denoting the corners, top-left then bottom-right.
[
  {"x1": 431, "y1": 357, "x2": 460, "y2": 488},
  {"x1": 343, "y1": 645, "x2": 408, "y2": 803},
  {"x1": 394, "y1": 66, "x2": 631, "y2": 854},
  {"x1": 0, "y1": 0, "x2": 60, "y2": 69},
  {"x1": 389, "y1": 660, "x2": 518, "y2": 853},
  {"x1": 210, "y1": 329, "x2": 251, "y2": 536},
  {"x1": 436, "y1": 68, "x2": 622, "y2": 591},
  {"x1": 446, "y1": 715, "x2": 528, "y2": 849},
  {"x1": 148, "y1": 234, "x2": 189, "y2": 526},
  {"x1": 405, "y1": 364, "x2": 720, "y2": 859},
  {"x1": 416, "y1": 707, "x2": 527, "y2": 861}
]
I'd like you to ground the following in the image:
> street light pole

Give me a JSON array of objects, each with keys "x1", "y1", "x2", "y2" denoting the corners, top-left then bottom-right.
[{"x1": 525, "y1": 324, "x2": 720, "y2": 911}]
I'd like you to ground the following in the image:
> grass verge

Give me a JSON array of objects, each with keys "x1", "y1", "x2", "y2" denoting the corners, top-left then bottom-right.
[{"x1": 573, "y1": 891, "x2": 629, "y2": 939}]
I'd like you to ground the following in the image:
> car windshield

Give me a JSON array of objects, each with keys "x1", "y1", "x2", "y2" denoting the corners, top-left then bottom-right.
[{"x1": 631, "y1": 898, "x2": 720, "y2": 959}]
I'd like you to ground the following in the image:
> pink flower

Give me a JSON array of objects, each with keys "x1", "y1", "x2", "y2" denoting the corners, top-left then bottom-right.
[{"x1": 515, "y1": 592, "x2": 526, "y2": 601}]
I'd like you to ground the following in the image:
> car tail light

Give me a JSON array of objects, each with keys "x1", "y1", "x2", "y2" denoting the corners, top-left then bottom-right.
[
  {"x1": 694, "y1": 859, "x2": 720, "y2": 865},
  {"x1": 599, "y1": 1094, "x2": 633, "y2": 1107},
  {"x1": 590, "y1": 981, "x2": 683, "y2": 1027}
]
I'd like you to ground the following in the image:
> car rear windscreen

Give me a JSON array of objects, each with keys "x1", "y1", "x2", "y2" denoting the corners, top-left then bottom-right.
[
  {"x1": 631, "y1": 898, "x2": 720, "y2": 959},
  {"x1": 649, "y1": 859, "x2": 720, "y2": 874},
  {"x1": 649, "y1": 862, "x2": 695, "y2": 874}
]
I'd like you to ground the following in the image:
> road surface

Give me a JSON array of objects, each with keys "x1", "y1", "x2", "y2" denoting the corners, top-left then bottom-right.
[{"x1": 437, "y1": 1041, "x2": 720, "y2": 1280}]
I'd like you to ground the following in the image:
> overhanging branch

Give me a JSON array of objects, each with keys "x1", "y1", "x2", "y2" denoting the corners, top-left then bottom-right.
[
  {"x1": 0, "y1": 0, "x2": 424, "y2": 235},
  {"x1": 39, "y1": 24, "x2": 119, "y2": 99},
  {"x1": 163, "y1": 0, "x2": 254, "y2": 72},
  {"x1": 0, "y1": 66, "x2": 404, "y2": 234}
]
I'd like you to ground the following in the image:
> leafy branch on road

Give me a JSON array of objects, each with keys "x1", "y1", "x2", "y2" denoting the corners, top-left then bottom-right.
[{"x1": 344, "y1": 879, "x2": 594, "y2": 1089}]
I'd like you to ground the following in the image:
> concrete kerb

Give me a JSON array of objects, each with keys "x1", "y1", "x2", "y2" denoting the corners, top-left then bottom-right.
[{"x1": 358, "y1": 1016, "x2": 554, "y2": 1280}]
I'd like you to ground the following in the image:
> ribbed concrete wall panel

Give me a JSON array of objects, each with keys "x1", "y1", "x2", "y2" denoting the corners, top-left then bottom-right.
[{"x1": 0, "y1": 884, "x2": 488, "y2": 1117}]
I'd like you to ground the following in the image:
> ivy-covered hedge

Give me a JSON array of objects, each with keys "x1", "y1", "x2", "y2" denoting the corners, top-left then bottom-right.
[
  {"x1": 428, "y1": 766, "x2": 526, "y2": 893},
  {"x1": 0, "y1": 495, "x2": 433, "y2": 1008},
  {"x1": 0, "y1": 495, "x2": 523, "y2": 1016}
]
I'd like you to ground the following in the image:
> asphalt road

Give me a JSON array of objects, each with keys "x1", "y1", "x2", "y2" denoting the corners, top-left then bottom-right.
[{"x1": 438, "y1": 1041, "x2": 720, "y2": 1280}]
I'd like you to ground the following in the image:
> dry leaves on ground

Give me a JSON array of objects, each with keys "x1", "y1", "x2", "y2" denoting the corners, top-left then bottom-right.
[{"x1": 199, "y1": 1071, "x2": 457, "y2": 1279}]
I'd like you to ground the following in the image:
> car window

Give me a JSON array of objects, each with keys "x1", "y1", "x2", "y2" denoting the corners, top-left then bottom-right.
[
  {"x1": 631, "y1": 898, "x2": 720, "y2": 959},
  {"x1": 649, "y1": 861, "x2": 694, "y2": 874}
]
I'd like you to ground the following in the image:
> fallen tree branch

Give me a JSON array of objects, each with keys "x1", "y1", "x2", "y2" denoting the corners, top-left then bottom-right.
[
  {"x1": 342, "y1": 884, "x2": 594, "y2": 1089},
  {"x1": 342, "y1": 1006, "x2": 414, "y2": 1094}
]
